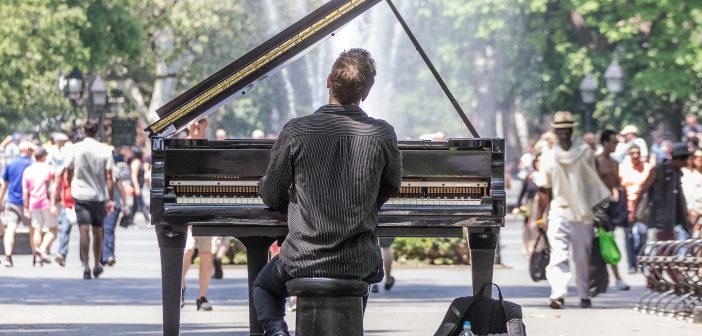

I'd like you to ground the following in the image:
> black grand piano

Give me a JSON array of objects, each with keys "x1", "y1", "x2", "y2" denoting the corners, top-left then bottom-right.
[{"x1": 147, "y1": 1, "x2": 505, "y2": 335}]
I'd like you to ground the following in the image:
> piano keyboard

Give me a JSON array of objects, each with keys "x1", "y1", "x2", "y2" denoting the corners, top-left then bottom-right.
[
  {"x1": 175, "y1": 196, "x2": 480, "y2": 206},
  {"x1": 170, "y1": 179, "x2": 487, "y2": 207},
  {"x1": 176, "y1": 197, "x2": 265, "y2": 204}
]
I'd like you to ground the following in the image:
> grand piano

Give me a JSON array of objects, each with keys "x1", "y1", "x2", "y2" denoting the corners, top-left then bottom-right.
[{"x1": 147, "y1": 1, "x2": 505, "y2": 335}]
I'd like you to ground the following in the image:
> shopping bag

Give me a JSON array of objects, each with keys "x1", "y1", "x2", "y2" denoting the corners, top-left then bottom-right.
[
  {"x1": 589, "y1": 235, "x2": 609, "y2": 297},
  {"x1": 529, "y1": 228, "x2": 549, "y2": 282},
  {"x1": 598, "y1": 227, "x2": 621, "y2": 265}
]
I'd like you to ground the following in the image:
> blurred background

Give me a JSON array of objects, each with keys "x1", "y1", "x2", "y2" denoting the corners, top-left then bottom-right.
[{"x1": 2, "y1": 0, "x2": 702, "y2": 165}]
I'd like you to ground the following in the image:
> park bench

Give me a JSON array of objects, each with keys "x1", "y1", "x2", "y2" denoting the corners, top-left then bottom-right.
[{"x1": 0, "y1": 225, "x2": 32, "y2": 255}]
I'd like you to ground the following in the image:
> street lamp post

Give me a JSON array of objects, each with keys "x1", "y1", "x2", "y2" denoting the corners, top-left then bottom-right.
[
  {"x1": 64, "y1": 68, "x2": 84, "y2": 103},
  {"x1": 91, "y1": 76, "x2": 107, "y2": 141},
  {"x1": 579, "y1": 74, "x2": 598, "y2": 132},
  {"x1": 59, "y1": 69, "x2": 109, "y2": 141},
  {"x1": 604, "y1": 59, "x2": 624, "y2": 128}
]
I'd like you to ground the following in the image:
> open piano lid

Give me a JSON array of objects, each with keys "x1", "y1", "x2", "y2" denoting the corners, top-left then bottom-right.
[{"x1": 146, "y1": 0, "x2": 382, "y2": 138}]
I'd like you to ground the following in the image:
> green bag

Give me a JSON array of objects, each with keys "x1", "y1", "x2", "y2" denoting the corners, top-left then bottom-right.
[{"x1": 597, "y1": 227, "x2": 621, "y2": 265}]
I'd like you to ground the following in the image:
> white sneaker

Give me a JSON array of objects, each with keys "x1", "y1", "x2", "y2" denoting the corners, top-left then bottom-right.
[{"x1": 615, "y1": 280, "x2": 630, "y2": 291}]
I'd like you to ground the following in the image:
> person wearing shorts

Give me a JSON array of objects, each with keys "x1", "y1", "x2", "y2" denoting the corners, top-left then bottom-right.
[
  {"x1": 370, "y1": 238, "x2": 396, "y2": 292},
  {"x1": 0, "y1": 141, "x2": 34, "y2": 267},
  {"x1": 22, "y1": 148, "x2": 58, "y2": 266},
  {"x1": 181, "y1": 227, "x2": 222, "y2": 311},
  {"x1": 180, "y1": 117, "x2": 219, "y2": 311},
  {"x1": 65, "y1": 120, "x2": 115, "y2": 279}
]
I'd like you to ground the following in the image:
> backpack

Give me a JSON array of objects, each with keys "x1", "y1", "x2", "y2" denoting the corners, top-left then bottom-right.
[{"x1": 434, "y1": 283, "x2": 526, "y2": 336}]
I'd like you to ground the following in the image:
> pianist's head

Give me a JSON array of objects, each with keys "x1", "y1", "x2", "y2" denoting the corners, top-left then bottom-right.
[
  {"x1": 83, "y1": 119, "x2": 99, "y2": 138},
  {"x1": 327, "y1": 48, "x2": 376, "y2": 106}
]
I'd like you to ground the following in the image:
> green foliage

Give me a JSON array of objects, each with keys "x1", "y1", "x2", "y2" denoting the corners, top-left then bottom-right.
[
  {"x1": 393, "y1": 237, "x2": 470, "y2": 265},
  {"x1": 82, "y1": 0, "x2": 142, "y2": 69},
  {"x1": 0, "y1": 0, "x2": 141, "y2": 135},
  {"x1": 4, "y1": 0, "x2": 702, "y2": 144}
]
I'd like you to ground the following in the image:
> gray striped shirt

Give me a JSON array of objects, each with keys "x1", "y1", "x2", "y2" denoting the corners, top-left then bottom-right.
[{"x1": 260, "y1": 104, "x2": 402, "y2": 279}]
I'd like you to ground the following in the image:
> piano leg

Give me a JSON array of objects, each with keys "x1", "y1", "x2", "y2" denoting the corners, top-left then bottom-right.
[
  {"x1": 468, "y1": 228, "x2": 499, "y2": 297},
  {"x1": 238, "y1": 237, "x2": 277, "y2": 336},
  {"x1": 156, "y1": 225, "x2": 187, "y2": 336}
]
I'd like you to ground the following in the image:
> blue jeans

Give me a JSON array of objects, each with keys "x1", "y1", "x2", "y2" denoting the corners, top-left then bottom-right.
[
  {"x1": 253, "y1": 256, "x2": 383, "y2": 336},
  {"x1": 675, "y1": 224, "x2": 689, "y2": 240},
  {"x1": 102, "y1": 207, "x2": 120, "y2": 263},
  {"x1": 57, "y1": 206, "x2": 72, "y2": 258},
  {"x1": 130, "y1": 194, "x2": 150, "y2": 225},
  {"x1": 625, "y1": 222, "x2": 647, "y2": 270}
]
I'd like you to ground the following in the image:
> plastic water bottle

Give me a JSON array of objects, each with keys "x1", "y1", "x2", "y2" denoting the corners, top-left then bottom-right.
[{"x1": 459, "y1": 321, "x2": 475, "y2": 336}]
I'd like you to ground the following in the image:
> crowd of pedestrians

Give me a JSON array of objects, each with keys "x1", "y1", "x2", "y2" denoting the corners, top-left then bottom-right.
[
  {"x1": 515, "y1": 111, "x2": 702, "y2": 309},
  {"x1": 0, "y1": 120, "x2": 151, "y2": 277}
]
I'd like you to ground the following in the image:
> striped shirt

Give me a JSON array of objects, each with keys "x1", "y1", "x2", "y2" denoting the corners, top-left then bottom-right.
[{"x1": 260, "y1": 104, "x2": 402, "y2": 279}]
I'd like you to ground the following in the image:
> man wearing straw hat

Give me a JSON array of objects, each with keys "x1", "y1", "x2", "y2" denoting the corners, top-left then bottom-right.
[{"x1": 534, "y1": 111, "x2": 611, "y2": 309}]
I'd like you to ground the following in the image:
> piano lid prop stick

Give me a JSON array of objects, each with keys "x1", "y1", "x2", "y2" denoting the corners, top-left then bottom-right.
[{"x1": 384, "y1": 0, "x2": 480, "y2": 138}]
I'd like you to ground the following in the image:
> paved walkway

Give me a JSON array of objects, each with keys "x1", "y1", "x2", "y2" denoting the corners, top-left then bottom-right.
[{"x1": 0, "y1": 216, "x2": 700, "y2": 335}]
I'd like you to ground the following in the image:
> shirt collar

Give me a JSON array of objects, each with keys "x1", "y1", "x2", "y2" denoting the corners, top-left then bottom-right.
[{"x1": 315, "y1": 104, "x2": 368, "y2": 117}]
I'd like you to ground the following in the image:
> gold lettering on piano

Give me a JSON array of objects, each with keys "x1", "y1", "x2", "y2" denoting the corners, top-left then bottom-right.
[{"x1": 151, "y1": 0, "x2": 370, "y2": 134}]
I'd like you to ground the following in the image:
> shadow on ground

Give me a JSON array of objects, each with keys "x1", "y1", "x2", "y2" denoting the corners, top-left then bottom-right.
[
  {"x1": 0, "y1": 275, "x2": 647, "y2": 310},
  {"x1": 0, "y1": 324, "x2": 416, "y2": 336},
  {"x1": 0, "y1": 277, "x2": 249, "y2": 306},
  {"x1": 369, "y1": 283, "x2": 648, "y2": 310},
  {"x1": 0, "y1": 323, "x2": 250, "y2": 336}
]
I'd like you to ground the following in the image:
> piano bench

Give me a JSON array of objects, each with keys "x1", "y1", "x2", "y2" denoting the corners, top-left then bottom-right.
[{"x1": 286, "y1": 278, "x2": 369, "y2": 336}]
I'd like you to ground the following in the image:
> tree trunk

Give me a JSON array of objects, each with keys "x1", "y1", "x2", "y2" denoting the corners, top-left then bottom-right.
[
  {"x1": 147, "y1": 28, "x2": 188, "y2": 124},
  {"x1": 114, "y1": 79, "x2": 148, "y2": 116}
]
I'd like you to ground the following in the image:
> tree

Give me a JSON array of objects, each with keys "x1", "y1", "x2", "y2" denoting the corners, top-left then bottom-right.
[{"x1": 0, "y1": 0, "x2": 141, "y2": 136}]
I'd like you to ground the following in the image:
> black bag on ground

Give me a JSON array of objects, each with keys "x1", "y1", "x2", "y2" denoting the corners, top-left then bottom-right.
[
  {"x1": 118, "y1": 212, "x2": 130, "y2": 228},
  {"x1": 434, "y1": 283, "x2": 526, "y2": 336},
  {"x1": 529, "y1": 228, "x2": 550, "y2": 282},
  {"x1": 588, "y1": 235, "x2": 609, "y2": 297}
]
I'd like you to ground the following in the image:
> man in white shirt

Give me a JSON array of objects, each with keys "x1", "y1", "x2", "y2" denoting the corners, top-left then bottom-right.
[
  {"x1": 613, "y1": 125, "x2": 648, "y2": 163},
  {"x1": 534, "y1": 111, "x2": 611, "y2": 309}
]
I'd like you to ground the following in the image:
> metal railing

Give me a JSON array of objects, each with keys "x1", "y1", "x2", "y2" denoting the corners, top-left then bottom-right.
[{"x1": 634, "y1": 239, "x2": 702, "y2": 322}]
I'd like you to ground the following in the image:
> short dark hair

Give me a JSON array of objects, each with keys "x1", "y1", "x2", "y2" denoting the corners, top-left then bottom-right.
[
  {"x1": 34, "y1": 148, "x2": 47, "y2": 158},
  {"x1": 83, "y1": 119, "x2": 99, "y2": 137},
  {"x1": 330, "y1": 49, "x2": 376, "y2": 105},
  {"x1": 600, "y1": 129, "x2": 618, "y2": 145}
]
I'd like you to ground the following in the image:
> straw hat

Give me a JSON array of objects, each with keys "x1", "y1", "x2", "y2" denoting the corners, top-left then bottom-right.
[
  {"x1": 620, "y1": 125, "x2": 639, "y2": 136},
  {"x1": 53, "y1": 133, "x2": 69, "y2": 142},
  {"x1": 550, "y1": 111, "x2": 576, "y2": 129}
]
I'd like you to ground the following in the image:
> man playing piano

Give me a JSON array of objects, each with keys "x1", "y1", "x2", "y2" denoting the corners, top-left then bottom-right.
[{"x1": 253, "y1": 48, "x2": 402, "y2": 336}]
